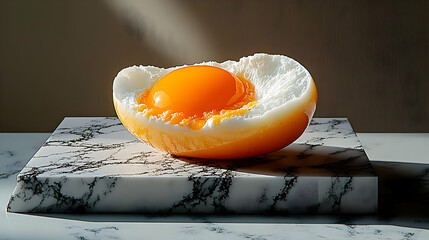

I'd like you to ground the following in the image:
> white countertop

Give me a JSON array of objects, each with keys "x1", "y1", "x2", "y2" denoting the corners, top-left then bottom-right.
[{"x1": 1, "y1": 133, "x2": 429, "y2": 239}]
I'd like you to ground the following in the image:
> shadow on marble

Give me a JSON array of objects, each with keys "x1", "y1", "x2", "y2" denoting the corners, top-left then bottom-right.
[
  {"x1": 372, "y1": 161, "x2": 429, "y2": 218},
  {"x1": 177, "y1": 143, "x2": 375, "y2": 177}
]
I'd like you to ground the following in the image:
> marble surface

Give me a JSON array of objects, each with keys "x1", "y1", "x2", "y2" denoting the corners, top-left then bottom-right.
[
  {"x1": 0, "y1": 132, "x2": 429, "y2": 239},
  {"x1": 7, "y1": 118, "x2": 377, "y2": 214},
  {"x1": 358, "y1": 133, "x2": 429, "y2": 164}
]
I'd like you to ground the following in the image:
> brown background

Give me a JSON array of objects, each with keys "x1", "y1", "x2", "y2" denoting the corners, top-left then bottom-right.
[{"x1": 0, "y1": 0, "x2": 428, "y2": 132}]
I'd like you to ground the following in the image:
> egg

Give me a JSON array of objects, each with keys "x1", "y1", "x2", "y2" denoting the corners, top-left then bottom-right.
[{"x1": 113, "y1": 53, "x2": 317, "y2": 159}]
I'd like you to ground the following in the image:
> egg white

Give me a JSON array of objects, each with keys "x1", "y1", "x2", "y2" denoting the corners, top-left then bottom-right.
[{"x1": 113, "y1": 53, "x2": 315, "y2": 153}]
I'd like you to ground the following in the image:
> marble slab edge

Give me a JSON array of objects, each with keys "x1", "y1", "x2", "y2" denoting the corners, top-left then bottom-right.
[{"x1": 7, "y1": 117, "x2": 378, "y2": 214}]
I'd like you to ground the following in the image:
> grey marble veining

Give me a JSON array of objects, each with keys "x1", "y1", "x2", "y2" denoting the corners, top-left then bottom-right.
[
  {"x1": 7, "y1": 118, "x2": 377, "y2": 214},
  {"x1": 0, "y1": 133, "x2": 50, "y2": 181}
]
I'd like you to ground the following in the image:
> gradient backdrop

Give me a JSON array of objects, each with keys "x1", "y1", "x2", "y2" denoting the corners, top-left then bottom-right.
[{"x1": 0, "y1": 0, "x2": 428, "y2": 132}]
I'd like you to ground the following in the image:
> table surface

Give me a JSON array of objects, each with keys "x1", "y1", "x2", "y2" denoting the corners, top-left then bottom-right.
[{"x1": 1, "y1": 132, "x2": 429, "y2": 240}]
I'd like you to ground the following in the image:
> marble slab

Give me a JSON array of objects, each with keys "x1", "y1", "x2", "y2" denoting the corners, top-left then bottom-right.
[{"x1": 7, "y1": 117, "x2": 377, "y2": 214}]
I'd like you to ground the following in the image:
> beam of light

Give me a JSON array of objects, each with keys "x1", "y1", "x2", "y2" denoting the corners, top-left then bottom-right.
[{"x1": 105, "y1": 0, "x2": 218, "y2": 65}]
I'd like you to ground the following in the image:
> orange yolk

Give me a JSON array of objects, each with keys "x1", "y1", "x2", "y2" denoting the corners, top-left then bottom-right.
[{"x1": 136, "y1": 65, "x2": 255, "y2": 130}]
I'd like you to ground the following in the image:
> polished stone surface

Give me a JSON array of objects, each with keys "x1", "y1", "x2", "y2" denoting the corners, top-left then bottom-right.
[
  {"x1": 1, "y1": 132, "x2": 429, "y2": 239},
  {"x1": 7, "y1": 118, "x2": 377, "y2": 214}
]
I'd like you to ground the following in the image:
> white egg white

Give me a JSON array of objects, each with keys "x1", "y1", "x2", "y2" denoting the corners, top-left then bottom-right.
[{"x1": 113, "y1": 53, "x2": 315, "y2": 154}]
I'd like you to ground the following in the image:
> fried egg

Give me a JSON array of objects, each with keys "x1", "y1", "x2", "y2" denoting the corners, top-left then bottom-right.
[{"x1": 113, "y1": 53, "x2": 317, "y2": 159}]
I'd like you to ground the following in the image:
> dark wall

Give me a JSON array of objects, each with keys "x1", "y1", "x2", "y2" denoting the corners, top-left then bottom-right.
[{"x1": 1, "y1": 0, "x2": 428, "y2": 132}]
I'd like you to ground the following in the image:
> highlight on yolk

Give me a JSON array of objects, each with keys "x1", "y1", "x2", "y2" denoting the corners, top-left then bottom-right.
[{"x1": 136, "y1": 65, "x2": 255, "y2": 130}]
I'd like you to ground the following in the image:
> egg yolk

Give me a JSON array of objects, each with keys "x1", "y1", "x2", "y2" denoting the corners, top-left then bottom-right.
[{"x1": 136, "y1": 65, "x2": 255, "y2": 130}]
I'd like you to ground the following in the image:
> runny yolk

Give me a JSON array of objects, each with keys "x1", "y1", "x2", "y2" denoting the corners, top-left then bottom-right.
[{"x1": 136, "y1": 65, "x2": 256, "y2": 130}]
